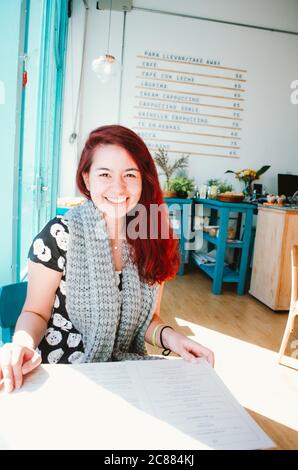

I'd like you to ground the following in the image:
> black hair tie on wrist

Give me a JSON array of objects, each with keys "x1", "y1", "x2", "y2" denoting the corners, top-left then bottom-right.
[{"x1": 160, "y1": 325, "x2": 173, "y2": 356}]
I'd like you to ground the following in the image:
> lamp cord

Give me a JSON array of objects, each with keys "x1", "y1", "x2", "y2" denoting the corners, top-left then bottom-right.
[
  {"x1": 69, "y1": 2, "x2": 89, "y2": 144},
  {"x1": 106, "y1": 0, "x2": 112, "y2": 55}
]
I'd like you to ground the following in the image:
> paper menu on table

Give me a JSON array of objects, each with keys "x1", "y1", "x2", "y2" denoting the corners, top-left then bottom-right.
[
  {"x1": 0, "y1": 358, "x2": 275, "y2": 450},
  {"x1": 125, "y1": 358, "x2": 275, "y2": 450}
]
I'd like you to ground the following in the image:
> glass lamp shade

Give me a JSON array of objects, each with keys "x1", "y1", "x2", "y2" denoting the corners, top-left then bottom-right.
[{"x1": 91, "y1": 54, "x2": 121, "y2": 83}]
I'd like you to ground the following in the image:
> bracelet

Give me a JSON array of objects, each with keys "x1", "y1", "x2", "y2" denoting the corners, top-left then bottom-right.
[
  {"x1": 151, "y1": 324, "x2": 161, "y2": 347},
  {"x1": 160, "y1": 325, "x2": 174, "y2": 356}
]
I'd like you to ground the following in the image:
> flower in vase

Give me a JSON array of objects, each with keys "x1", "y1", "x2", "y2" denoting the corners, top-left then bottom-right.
[{"x1": 225, "y1": 166, "x2": 270, "y2": 198}]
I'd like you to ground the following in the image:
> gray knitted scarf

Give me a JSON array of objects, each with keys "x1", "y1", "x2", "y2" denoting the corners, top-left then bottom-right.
[{"x1": 64, "y1": 200, "x2": 158, "y2": 363}]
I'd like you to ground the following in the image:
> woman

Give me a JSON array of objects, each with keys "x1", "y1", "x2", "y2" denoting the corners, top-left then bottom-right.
[{"x1": 0, "y1": 125, "x2": 214, "y2": 392}]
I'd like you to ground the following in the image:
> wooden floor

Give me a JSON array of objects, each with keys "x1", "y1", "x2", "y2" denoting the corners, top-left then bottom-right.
[{"x1": 147, "y1": 266, "x2": 298, "y2": 450}]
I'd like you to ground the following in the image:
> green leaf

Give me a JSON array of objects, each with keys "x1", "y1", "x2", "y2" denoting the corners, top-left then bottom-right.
[
  {"x1": 170, "y1": 176, "x2": 195, "y2": 192},
  {"x1": 218, "y1": 182, "x2": 234, "y2": 193},
  {"x1": 256, "y1": 165, "x2": 270, "y2": 177},
  {"x1": 206, "y1": 178, "x2": 221, "y2": 186}
]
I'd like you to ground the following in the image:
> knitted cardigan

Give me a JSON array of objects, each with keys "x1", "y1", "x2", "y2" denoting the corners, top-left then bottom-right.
[{"x1": 64, "y1": 200, "x2": 159, "y2": 362}]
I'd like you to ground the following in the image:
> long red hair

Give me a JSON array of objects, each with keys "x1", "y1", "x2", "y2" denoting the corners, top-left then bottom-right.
[{"x1": 76, "y1": 125, "x2": 180, "y2": 285}]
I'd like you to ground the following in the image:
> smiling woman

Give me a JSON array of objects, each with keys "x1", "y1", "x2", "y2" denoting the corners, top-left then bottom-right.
[
  {"x1": 76, "y1": 125, "x2": 181, "y2": 285},
  {"x1": 82, "y1": 144, "x2": 143, "y2": 226},
  {"x1": 0, "y1": 125, "x2": 214, "y2": 393}
]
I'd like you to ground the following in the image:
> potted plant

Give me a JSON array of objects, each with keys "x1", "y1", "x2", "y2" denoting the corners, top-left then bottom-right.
[
  {"x1": 169, "y1": 175, "x2": 195, "y2": 198},
  {"x1": 217, "y1": 181, "x2": 234, "y2": 194},
  {"x1": 206, "y1": 178, "x2": 221, "y2": 187},
  {"x1": 225, "y1": 166, "x2": 270, "y2": 199},
  {"x1": 154, "y1": 148, "x2": 189, "y2": 198}
]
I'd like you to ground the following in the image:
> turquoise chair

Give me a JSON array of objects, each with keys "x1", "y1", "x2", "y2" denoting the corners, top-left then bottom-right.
[{"x1": 0, "y1": 282, "x2": 27, "y2": 343}]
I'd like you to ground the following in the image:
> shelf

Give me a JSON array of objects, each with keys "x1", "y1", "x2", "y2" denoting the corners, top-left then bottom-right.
[
  {"x1": 193, "y1": 198, "x2": 254, "y2": 294},
  {"x1": 225, "y1": 239, "x2": 244, "y2": 248},
  {"x1": 194, "y1": 197, "x2": 255, "y2": 210},
  {"x1": 203, "y1": 232, "x2": 243, "y2": 248},
  {"x1": 202, "y1": 232, "x2": 218, "y2": 246},
  {"x1": 191, "y1": 253, "x2": 239, "y2": 283}
]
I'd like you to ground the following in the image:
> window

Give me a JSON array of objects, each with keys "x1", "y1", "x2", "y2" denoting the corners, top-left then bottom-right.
[{"x1": 17, "y1": 0, "x2": 68, "y2": 280}]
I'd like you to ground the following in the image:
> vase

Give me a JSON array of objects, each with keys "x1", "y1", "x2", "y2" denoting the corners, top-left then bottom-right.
[
  {"x1": 162, "y1": 190, "x2": 177, "y2": 198},
  {"x1": 176, "y1": 190, "x2": 188, "y2": 199},
  {"x1": 243, "y1": 180, "x2": 253, "y2": 199},
  {"x1": 208, "y1": 185, "x2": 218, "y2": 199}
]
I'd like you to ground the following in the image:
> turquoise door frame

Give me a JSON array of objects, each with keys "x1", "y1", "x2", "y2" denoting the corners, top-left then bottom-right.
[
  {"x1": 0, "y1": 0, "x2": 68, "y2": 284},
  {"x1": 0, "y1": 0, "x2": 26, "y2": 285},
  {"x1": 35, "y1": 0, "x2": 69, "y2": 225},
  {"x1": 50, "y1": 0, "x2": 69, "y2": 217},
  {"x1": 17, "y1": 0, "x2": 69, "y2": 280}
]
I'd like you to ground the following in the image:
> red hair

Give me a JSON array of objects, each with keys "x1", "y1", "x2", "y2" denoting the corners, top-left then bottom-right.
[{"x1": 76, "y1": 125, "x2": 180, "y2": 285}]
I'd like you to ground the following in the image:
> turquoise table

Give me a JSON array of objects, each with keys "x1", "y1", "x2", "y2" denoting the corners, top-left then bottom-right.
[
  {"x1": 192, "y1": 198, "x2": 255, "y2": 294},
  {"x1": 164, "y1": 198, "x2": 193, "y2": 276},
  {"x1": 57, "y1": 199, "x2": 192, "y2": 276}
]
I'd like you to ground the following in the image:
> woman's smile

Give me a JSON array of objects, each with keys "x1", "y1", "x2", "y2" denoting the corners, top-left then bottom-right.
[{"x1": 104, "y1": 196, "x2": 128, "y2": 204}]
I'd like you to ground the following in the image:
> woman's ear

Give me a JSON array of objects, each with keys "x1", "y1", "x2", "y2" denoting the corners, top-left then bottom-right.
[{"x1": 82, "y1": 172, "x2": 90, "y2": 191}]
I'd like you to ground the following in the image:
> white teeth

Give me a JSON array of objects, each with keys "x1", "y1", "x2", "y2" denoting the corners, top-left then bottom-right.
[{"x1": 105, "y1": 196, "x2": 127, "y2": 204}]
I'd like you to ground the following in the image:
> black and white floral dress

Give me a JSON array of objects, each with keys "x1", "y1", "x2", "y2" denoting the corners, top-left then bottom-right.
[{"x1": 28, "y1": 216, "x2": 122, "y2": 364}]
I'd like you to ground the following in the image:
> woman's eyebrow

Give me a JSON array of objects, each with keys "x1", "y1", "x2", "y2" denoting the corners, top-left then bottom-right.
[
  {"x1": 94, "y1": 167, "x2": 140, "y2": 172},
  {"x1": 95, "y1": 167, "x2": 140, "y2": 171}
]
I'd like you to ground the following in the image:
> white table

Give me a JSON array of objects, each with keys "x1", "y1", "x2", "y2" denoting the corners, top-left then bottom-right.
[{"x1": 0, "y1": 358, "x2": 274, "y2": 450}]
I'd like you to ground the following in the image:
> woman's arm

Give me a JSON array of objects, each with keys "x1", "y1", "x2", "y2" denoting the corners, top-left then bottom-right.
[
  {"x1": 13, "y1": 261, "x2": 62, "y2": 348},
  {"x1": 145, "y1": 282, "x2": 215, "y2": 367},
  {"x1": 0, "y1": 260, "x2": 62, "y2": 392},
  {"x1": 160, "y1": 328, "x2": 215, "y2": 366},
  {"x1": 144, "y1": 283, "x2": 165, "y2": 345}
]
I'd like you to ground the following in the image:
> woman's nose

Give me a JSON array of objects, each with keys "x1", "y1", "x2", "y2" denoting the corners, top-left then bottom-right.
[{"x1": 109, "y1": 177, "x2": 126, "y2": 193}]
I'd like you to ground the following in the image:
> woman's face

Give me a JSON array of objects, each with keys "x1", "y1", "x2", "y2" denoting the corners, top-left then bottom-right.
[{"x1": 83, "y1": 144, "x2": 142, "y2": 219}]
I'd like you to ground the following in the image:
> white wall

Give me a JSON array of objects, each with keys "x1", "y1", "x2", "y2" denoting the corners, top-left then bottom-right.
[
  {"x1": 59, "y1": 0, "x2": 298, "y2": 197},
  {"x1": 60, "y1": 1, "x2": 124, "y2": 196},
  {"x1": 135, "y1": 0, "x2": 298, "y2": 33}
]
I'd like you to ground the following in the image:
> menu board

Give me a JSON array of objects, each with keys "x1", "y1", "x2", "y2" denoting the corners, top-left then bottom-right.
[
  {"x1": 132, "y1": 50, "x2": 245, "y2": 158},
  {"x1": 120, "y1": 9, "x2": 298, "y2": 165}
]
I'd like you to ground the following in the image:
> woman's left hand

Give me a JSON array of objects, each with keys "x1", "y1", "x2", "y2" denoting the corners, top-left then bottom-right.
[{"x1": 163, "y1": 329, "x2": 215, "y2": 367}]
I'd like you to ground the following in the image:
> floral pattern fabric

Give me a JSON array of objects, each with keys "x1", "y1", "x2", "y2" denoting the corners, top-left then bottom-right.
[{"x1": 28, "y1": 216, "x2": 122, "y2": 364}]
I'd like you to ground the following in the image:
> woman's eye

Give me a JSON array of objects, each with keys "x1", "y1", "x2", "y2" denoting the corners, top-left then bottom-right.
[
  {"x1": 125, "y1": 173, "x2": 136, "y2": 178},
  {"x1": 98, "y1": 173, "x2": 110, "y2": 177}
]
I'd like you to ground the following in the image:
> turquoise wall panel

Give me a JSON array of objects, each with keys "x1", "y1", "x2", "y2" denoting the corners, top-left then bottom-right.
[{"x1": 0, "y1": 0, "x2": 25, "y2": 284}]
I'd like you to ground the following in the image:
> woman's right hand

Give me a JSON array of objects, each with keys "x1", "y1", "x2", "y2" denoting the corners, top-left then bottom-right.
[{"x1": 0, "y1": 343, "x2": 42, "y2": 393}]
